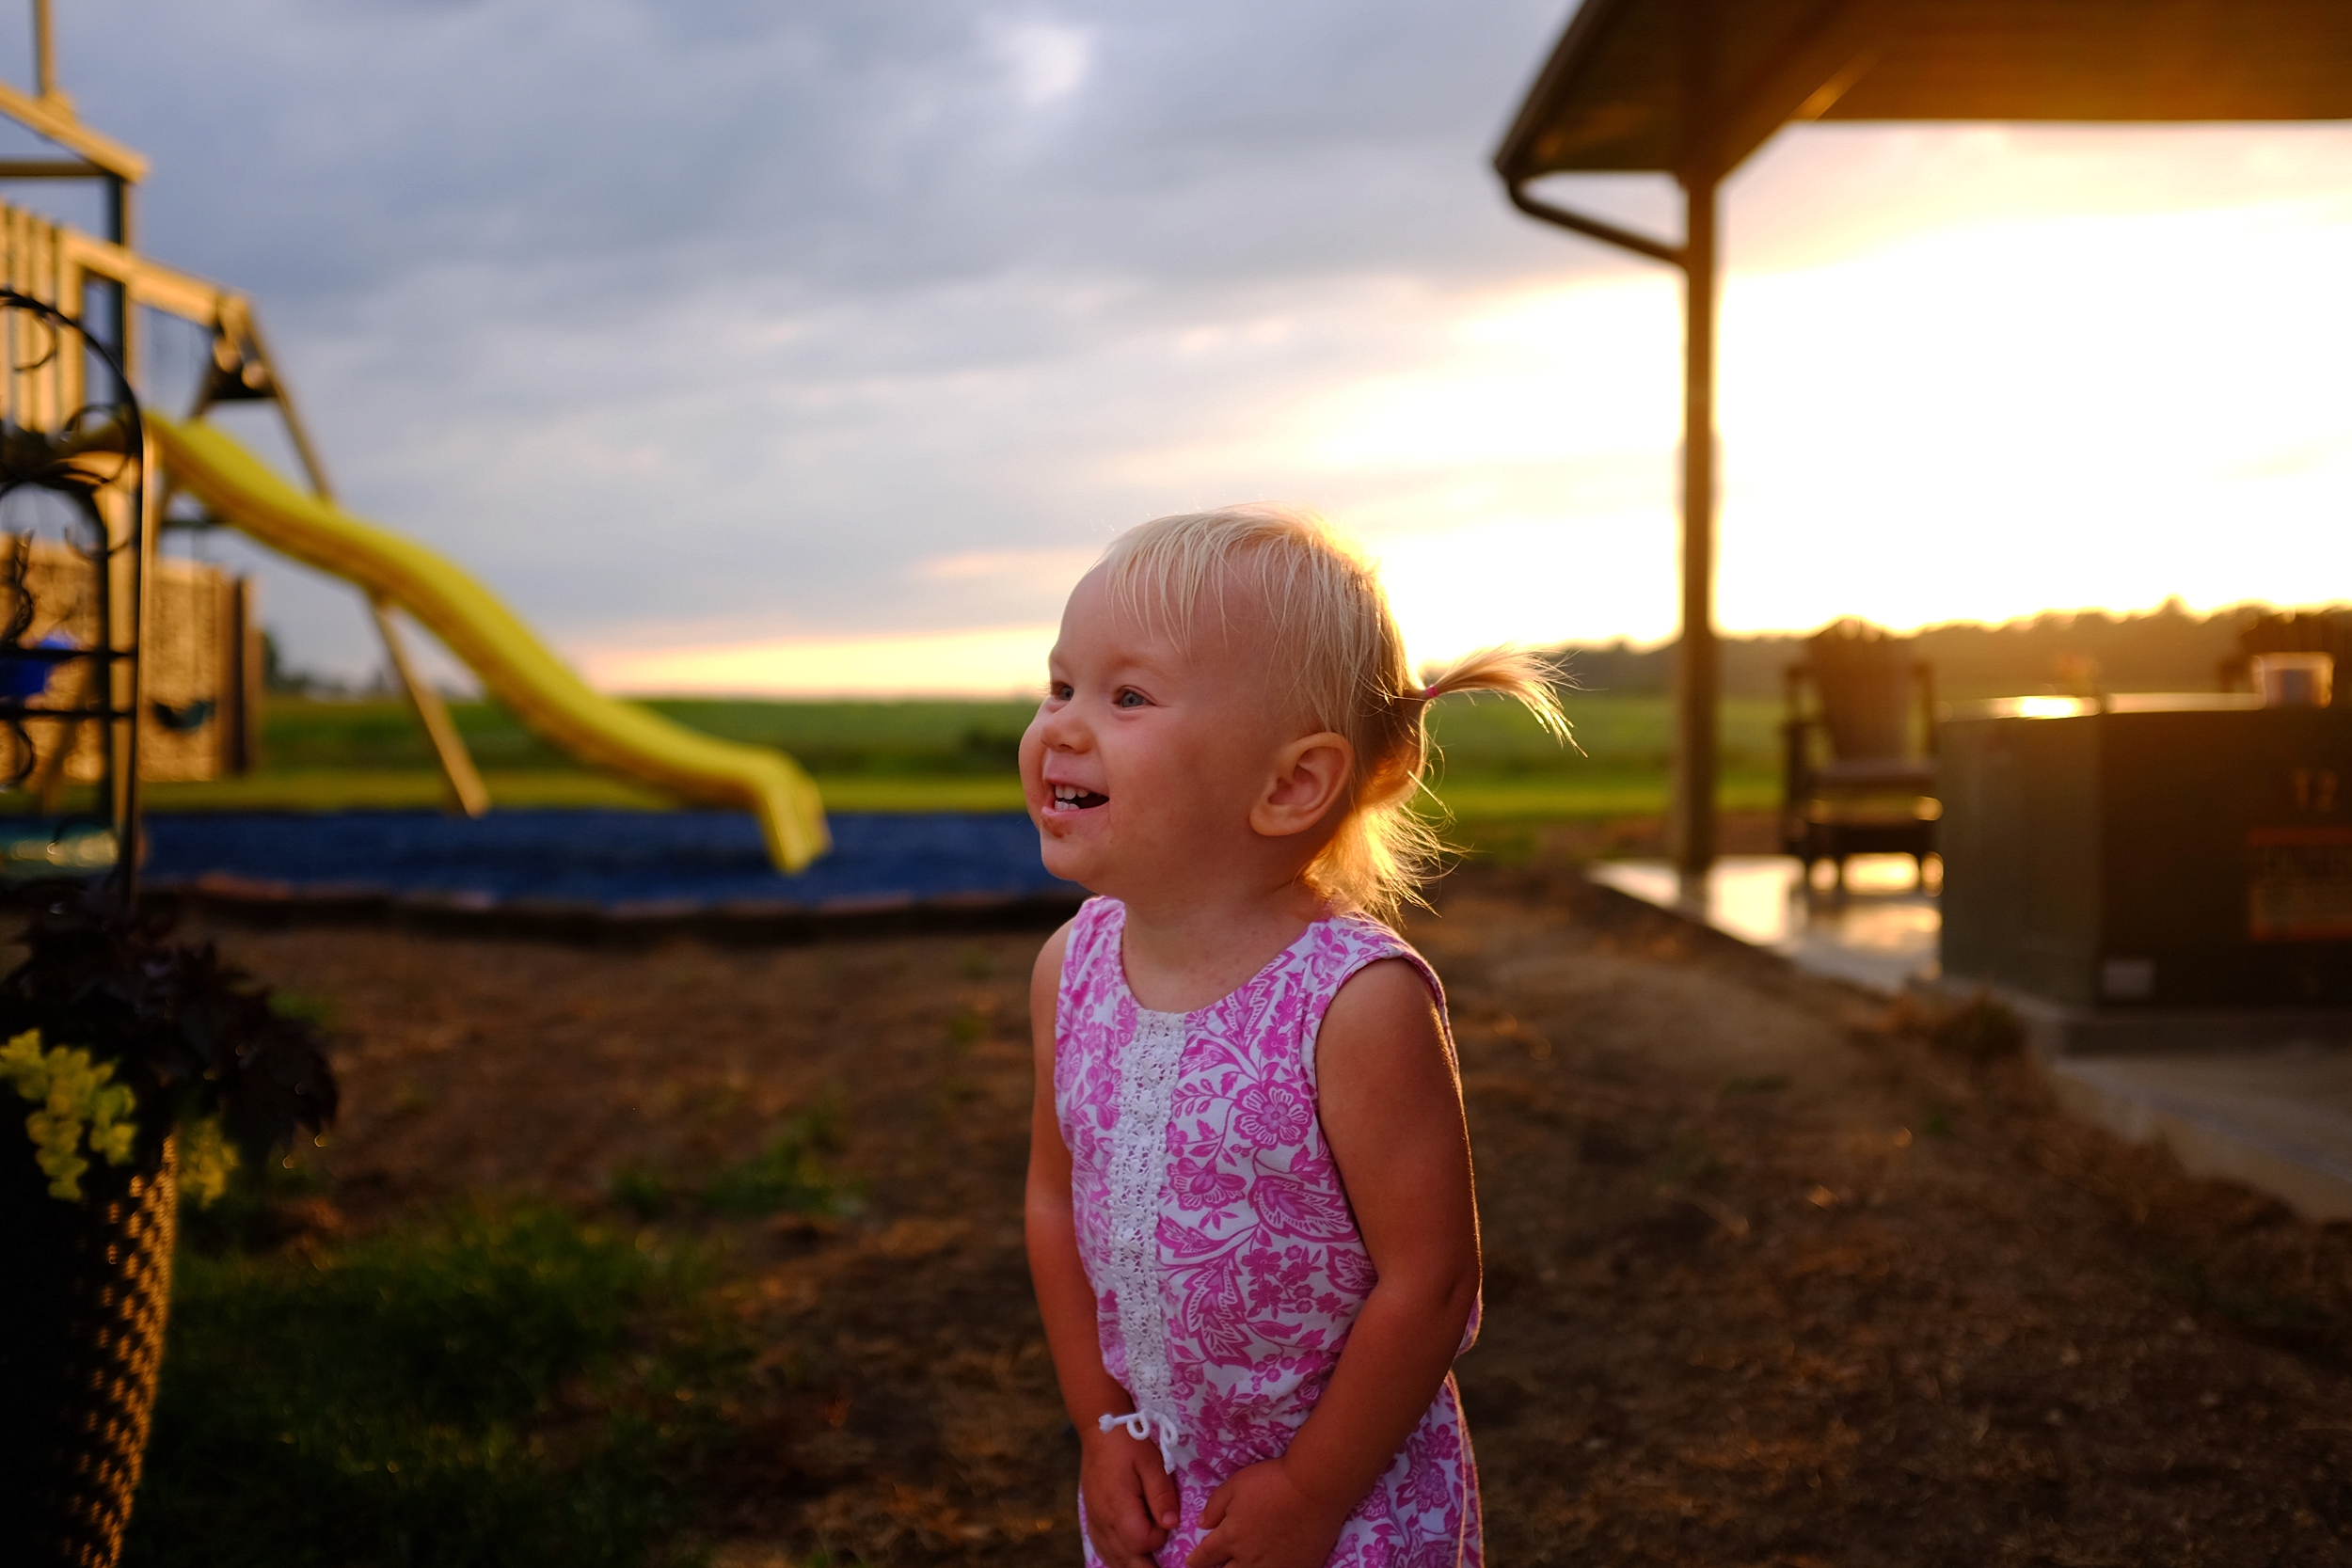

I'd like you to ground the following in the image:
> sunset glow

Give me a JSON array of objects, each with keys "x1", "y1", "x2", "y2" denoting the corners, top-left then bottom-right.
[
  {"x1": 587, "y1": 623, "x2": 1056, "y2": 699},
  {"x1": 1318, "y1": 199, "x2": 2352, "y2": 669},
  {"x1": 597, "y1": 189, "x2": 2352, "y2": 695}
]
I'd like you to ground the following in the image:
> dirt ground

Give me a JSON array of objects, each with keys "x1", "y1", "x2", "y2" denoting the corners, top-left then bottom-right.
[{"x1": 180, "y1": 848, "x2": 2352, "y2": 1567}]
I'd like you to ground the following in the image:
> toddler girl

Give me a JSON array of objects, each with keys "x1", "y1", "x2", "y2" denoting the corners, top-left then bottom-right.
[{"x1": 1022, "y1": 505, "x2": 1565, "y2": 1567}]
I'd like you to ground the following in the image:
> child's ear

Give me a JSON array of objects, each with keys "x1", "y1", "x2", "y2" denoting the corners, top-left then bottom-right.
[{"x1": 1251, "y1": 731, "x2": 1353, "y2": 838}]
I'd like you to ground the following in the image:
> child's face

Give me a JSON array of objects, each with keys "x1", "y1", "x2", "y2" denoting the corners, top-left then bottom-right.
[{"x1": 1021, "y1": 566, "x2": 1302, "y2": 902}]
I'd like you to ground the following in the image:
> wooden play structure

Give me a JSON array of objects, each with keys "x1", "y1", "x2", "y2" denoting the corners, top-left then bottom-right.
[
  {"x1": 0, "y1": 0, "x2": 827, "y2": 870},
  {"x1": 2, "y1": 538, "x2": 259, "y2": 793}
]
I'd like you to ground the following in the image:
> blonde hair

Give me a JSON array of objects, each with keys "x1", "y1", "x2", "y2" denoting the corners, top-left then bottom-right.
[{"x1": 1098, "y1": 503, "x2": 1568, "y2": 923}]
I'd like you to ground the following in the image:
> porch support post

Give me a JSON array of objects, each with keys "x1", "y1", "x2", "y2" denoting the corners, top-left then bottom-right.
[{"x1": 1671, "y1": 167, "x2": 1720, "y2": 882}]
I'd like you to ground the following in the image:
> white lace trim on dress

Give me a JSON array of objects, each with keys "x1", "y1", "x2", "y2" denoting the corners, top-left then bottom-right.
[{"x1": 1102, "y1": 1006, "x2": 1186, "y2": 1474}]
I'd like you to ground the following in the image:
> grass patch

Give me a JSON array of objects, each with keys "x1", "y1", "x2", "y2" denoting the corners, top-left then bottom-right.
[
  {"x1": 140, "y1": 769, "x2": 674, "y2": 814},
  {"x1": 173, "y1": 1150, "x2": 335, "y2": 1256},
  {"x1": 1656, "y1": 1133, "x2": 1726, "y2": 1187},
  {"x1": 806, "y1": 775, "x2": 1024, "y2": 814},
  {"x1": 83, "y1": 690, "x2": 1769, "y2": 822},
  {"x1": 268, "y1": 989, "x2": 340, "y2": 1028},
  {"x1": 62, "y1": 691, "x2": 1788, "y2": 821},
  {"x1": 607, "y1": 1164, "x2": 676, "y2": 1223},
  {"x1": 136, "y1": 768, "x2": 1768, "y2": 820},
  {"x1": 611, "y1": 1111, "x2": 860, "y2": 1222},
  {"x1": 127, "y1": 688, "x2": 1785, "y2": 780},
  {"x1": 241, "y1": 696, "x2": 1039, "y2": 777},
  {"x1": 700, "y1": 1127, "x2": 859, "y2": 1219},
  {"x1": 1422, "y1": 770, "x2": 1778, "y2": 823},
  {"x1": 135, "y1": 769, "x2": 1027, "y2": 816},
  {"x1": 1427, "y1": 690, "x2": 1783, "y2": 771},
  {"x1": 127, "y1": 1202, "x2": 733, "y2": 1568}
]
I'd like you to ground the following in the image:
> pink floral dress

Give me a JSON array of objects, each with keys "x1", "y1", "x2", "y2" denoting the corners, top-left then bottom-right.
[{"x1": 1055, "y1": 896, "x2": 1482, "y2": 1567}]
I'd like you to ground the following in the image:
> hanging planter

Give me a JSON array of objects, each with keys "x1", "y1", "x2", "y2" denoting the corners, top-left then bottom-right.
[
  {"x1": 1, "y1": 1131, "x2": 177, "y2": 1564},
  {"x1": 0, "y1": 283, "x2": 331, "y2": 1566},
  {"x1": 0, "y1": 889, "x2": 336, "y2": 1567}
]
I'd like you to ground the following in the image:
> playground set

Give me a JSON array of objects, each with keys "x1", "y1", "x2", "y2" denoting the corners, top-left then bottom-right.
[{"x1": 0, "y1": 0, "x2": 829, "y2": 881}]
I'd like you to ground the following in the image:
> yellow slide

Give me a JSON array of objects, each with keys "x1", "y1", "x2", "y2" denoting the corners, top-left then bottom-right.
[{"x1": 150, "y1": 417, "x2": 830, "y2": 871}]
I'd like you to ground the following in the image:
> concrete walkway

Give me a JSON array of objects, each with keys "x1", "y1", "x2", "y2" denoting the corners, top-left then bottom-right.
[
  {"x1": 1590, "y1": 853, "x2": 2352, "y2": 1221},
  {"x1": 1587, "y1": 853, "x2": 1938, "y2": 995},
  {"x1": 2048, "y1": 1050, "x2": 2352, "y2": 1221}
]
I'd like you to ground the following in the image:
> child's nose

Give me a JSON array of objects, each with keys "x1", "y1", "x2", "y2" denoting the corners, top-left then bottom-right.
[{"x1": 1033, "y1": 703, "x2": 1089, "y2": 752}]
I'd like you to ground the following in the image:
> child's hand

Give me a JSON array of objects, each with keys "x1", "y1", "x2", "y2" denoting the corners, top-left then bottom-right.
[
  {"x1": 1081, "y1": 1426, "x2": 1182, "y2": 1567},
  {"x1": 1184, "y1": 1458, "x2": 1351, "y2": 1568}
]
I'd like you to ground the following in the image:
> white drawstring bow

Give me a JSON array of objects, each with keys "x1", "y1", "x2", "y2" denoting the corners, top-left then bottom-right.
[{"x1": 1099, "y1": 1408, "x2": 1182, "y2": 1475}]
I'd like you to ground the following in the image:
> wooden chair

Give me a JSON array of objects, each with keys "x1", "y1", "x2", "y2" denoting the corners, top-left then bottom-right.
[{"x1": 1781, "y1": 620, "x2": 1938, "y2": 888}]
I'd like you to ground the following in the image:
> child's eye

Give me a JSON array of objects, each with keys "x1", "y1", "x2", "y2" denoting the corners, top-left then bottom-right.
[
  {"x1": 1048, "y1": 682, "x2": 1073, "y2": 702},
  {"x1": 1115, "y1": 689, "x2": 1148, "y2": 709}
]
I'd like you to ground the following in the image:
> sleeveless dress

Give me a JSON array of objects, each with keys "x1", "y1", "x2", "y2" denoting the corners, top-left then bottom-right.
[{"x1": 1055, "y1": 896, "x2": 1482, "y2": 1567}]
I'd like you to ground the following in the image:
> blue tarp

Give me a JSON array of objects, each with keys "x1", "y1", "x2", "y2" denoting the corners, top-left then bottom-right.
[{"x1": 139, "y1": 810, "x2": 1081, "y2": 913}]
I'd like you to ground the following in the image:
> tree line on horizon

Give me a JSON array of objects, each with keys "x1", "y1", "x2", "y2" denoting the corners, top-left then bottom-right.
[
  {"x1": 1552, "y1": 599, "x2": 2349, "y2": 702},
  {"x1": 259, "y1": 600, "x2": 2345, "y2": 709}
]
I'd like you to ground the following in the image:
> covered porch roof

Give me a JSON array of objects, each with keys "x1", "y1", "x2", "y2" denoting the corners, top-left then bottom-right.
[
  {"x1": 1492, "y1": 0, "x2": 2352, "y2": 877},
  {"x1": 1502, "y1": 0, "x2": 2352, "y2": 187}
]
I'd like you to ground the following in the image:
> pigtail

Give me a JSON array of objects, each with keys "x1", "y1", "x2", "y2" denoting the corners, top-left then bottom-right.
[
  {"x1": 1411, "y1": 646, "x2": 1573, "y2": 742},
  {"x1": 1314, "y1": 645, "x2": 1574, "y2": 926},
  {"x1": 1102, "y1": 504, "x2": 1577, "y2": 925}
]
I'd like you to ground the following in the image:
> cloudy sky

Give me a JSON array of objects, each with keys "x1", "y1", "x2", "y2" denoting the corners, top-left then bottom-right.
[{"x1": 8, "y1": 1, "x2": 2349, "y2": 692}]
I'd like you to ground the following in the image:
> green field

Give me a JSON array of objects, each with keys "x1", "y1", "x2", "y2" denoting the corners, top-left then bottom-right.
[{"x1": 119, "y1": 691, "x2": 1781, "y2": 821}]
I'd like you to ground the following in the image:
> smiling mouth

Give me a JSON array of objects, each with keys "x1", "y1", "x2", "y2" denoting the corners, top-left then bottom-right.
[{"x1": 1049, "y1": 784, "x2": 1108, "y2": 812}]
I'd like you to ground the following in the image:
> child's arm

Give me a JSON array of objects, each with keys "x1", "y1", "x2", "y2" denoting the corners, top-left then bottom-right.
[
  {"x1": 1025, "y1": 923, "x2": 1183, "y2": 1567},
  {"x1": 1188, "y1": 958, "x2": 1480, "y2": 1568}
]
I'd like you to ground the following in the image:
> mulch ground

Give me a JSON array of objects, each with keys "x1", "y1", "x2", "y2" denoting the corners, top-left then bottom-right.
[{"x1": 179, "y1": 845, "x2": 2352, "y2": 1567}]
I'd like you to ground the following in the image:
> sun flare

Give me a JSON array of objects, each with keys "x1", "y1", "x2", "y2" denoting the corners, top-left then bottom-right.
[{"x1": 1280, "y1": 198, "x2": 2352, "y2": 672}]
